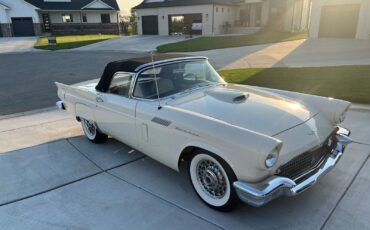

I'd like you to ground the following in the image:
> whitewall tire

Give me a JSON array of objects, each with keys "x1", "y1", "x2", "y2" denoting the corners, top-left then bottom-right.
[
  {"x1": 189, "y1": 151, "x2": 238, "y2": 211},
  {"x1": 81, "y1": 118, "x2": 107, "y2": 143}
]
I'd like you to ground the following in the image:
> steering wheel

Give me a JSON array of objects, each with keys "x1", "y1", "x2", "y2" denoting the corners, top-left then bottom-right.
[{"x1": 183, "y1": 73, "x2": 197, "y2": 81}]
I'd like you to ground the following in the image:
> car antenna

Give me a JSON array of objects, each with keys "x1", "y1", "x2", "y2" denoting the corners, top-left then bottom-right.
[{"x1": 150, "y1": 51, "x2": 162, "y2": 110}]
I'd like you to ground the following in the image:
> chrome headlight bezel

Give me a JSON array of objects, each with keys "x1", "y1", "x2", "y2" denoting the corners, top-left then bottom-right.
[{"x1": 265, "y1": 149, "x2": 279, "y2": 168}]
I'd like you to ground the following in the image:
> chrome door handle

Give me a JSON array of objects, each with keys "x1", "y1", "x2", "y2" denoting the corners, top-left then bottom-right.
[{"x1": 96, "y1": 97, "x2": 104, "y2": 103}]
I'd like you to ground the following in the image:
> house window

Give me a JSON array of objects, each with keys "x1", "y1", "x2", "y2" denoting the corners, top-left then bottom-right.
[
  {"x1": 216, "y1": 7, "x2": 218, "y2": 13},
  {"x1": 82, "y1": 13, "x2": 87, "y2": 23},
  {"x1": 42, "y1": 14, "x2": 50, "y2": 32},
  {"x1": 101, "y1": 14, "x2": 111, "y2": 23},
  {"x1": 222, "y1": 8, "x2": 224, "y2": 13},
  {"x1": 62, "y1": 14, "x2": 73, "y2": 23}
]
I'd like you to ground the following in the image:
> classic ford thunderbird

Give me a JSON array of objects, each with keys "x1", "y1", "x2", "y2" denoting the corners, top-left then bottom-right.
[{"x1": 56, "y1": 54, "x2": 352, "y2": 211}]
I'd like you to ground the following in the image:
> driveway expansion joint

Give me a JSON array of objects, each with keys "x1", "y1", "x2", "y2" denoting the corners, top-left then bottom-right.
[
  {"x1": 106, "y1": 171, "x2": 226, "y2": 230},
  {"x1": 66, "y1": 138, "x2": 225, "y2": 229},
  {"x1": 0, "y1": 138, "x2": 146, "y2": 208},
  {"x1": 320, "y1": 151, "x2": 370, "y2": 230},
  {"x1": 66, "y1": 138, "x2": 146, "y2": 172},
  {"x1": 0, "y1": 171, "x2": 103, "y2": 208}
]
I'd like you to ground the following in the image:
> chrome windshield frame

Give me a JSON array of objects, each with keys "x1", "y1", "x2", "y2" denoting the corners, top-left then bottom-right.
[{"x1": 129, "y1": 57, "x2": 225, "y2": 102}]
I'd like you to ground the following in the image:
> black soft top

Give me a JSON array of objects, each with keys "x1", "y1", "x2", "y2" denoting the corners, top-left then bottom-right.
[{"x1": 95, "y1": 54, "x2": 192, "y2": 92}]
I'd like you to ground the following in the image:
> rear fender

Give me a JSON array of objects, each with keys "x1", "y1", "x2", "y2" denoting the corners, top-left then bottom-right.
[{"x1": 75, "y1": 103, "x2": 96, "y2": 121}]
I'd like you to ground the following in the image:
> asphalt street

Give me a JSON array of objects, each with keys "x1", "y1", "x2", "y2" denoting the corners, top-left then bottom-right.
[{"x1": 0, "y1": 51, "x2": 145, "y2": 115}]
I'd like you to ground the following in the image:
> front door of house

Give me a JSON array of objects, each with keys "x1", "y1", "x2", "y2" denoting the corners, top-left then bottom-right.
[{"x1": 240, "y1": 8, "x2": 250, "y2": 27}]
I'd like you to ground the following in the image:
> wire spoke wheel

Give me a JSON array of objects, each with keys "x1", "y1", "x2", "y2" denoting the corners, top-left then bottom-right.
[
  {"x1": 189, "y1": 152, "x2": 237, "y2": 210},
  {"x1": 81, "y1": 119, "x2": 97, "y2": 140},
  {"x1": 196, "y1": 159, "x2": 227, "y2": 199}
]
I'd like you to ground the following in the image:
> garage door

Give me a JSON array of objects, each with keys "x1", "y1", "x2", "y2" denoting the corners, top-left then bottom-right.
[
  {"x1": 142, "y1": 16, "x2": 158, "y2": 35},
  {"x1": 319, "y1": 4, "x2": 360, "y2": 38},
  {"x1": 11, "y1": 17, "x2": 35, "y2": 37}
]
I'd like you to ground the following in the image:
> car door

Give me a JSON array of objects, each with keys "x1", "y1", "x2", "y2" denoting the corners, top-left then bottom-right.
[
  {"x1": 94, "y1": 72, "x2": 138, "y2": 149},
  {"x1": 131, "y1": 66, "x2": 186, "y2": 168},
  {"x1": 135, "y1": 99, "x2": 185, "y2": 169}
]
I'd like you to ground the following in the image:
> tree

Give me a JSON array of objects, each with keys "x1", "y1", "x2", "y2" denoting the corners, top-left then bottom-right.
[
  {"x1": 119, "y1": 10, "x2": 137, "y2": 35},
  {"x1": 128, "y1": 10, "x2": 138, "y2": 35}
]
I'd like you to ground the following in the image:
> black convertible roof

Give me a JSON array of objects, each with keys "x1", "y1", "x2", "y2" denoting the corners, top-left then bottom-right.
[{"x1": 95, "y1": 54, "x2": 195, "y2": 92}]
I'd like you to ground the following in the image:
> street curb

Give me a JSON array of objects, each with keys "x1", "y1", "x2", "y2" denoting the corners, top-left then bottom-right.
[
  {"x1": 0, "y1": 107, "x2": 57, "y2": 121},
  {"x1": 350, "y1": 104, "x2": 370, "y2": 111}
]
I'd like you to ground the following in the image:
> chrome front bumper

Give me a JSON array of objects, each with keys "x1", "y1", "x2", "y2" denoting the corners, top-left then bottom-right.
[{"x1": 233, "y1": 127, "x2": 352, "y2": 207}]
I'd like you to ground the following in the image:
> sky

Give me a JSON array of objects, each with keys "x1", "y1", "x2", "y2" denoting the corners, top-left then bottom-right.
[{"x1": 117, "y1": 0, "x2": 142, "y2": 16}]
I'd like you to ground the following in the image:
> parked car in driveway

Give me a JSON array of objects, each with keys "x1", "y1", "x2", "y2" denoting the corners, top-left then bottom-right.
[{"x1": 56, "y1": 54, "x2": 353, "y2": 211}]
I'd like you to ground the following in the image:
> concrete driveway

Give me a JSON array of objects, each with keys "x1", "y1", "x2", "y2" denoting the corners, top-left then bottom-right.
[
  {"x1": 0, "y1": 106, "x2": 369, "y2": 229},
  {"x1": 189, "y1": 38, "x2": 370, "y2": 69},
  {"x1": 0, "y1": 37, "x2": 38, "y2": 53},
  {"x1": 75, "y1": 35, "x2": 190, "y2": 53}
]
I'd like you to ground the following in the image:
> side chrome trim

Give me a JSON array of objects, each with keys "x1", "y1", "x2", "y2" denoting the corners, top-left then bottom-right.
[
  {"x1": 134, "y1": 57, "x2": 208, "y2": 72},
  {"x1": 233, "y1": 127, "x2": 352, "y2": 207},
  {"x1": 151, "y1": 117, "x2": 172, "y2": 127}
]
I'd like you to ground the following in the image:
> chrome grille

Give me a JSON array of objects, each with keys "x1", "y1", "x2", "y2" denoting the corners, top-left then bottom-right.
[{"x1": 277, "y1": 132, "x2": 337, "y2": 180}]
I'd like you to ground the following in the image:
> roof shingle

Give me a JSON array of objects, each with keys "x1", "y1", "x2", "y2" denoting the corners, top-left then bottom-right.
[
  {"x1": 24, "y1": 0, "x2": 119, "y2": 10},
  {"x1": 134, "y1": 0, "x2": 240, "y2": 9}
]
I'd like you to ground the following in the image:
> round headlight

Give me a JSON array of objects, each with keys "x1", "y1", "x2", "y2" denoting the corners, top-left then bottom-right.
[{"x1": 265, "y1": 151, "x2": 279, "y2": 168}]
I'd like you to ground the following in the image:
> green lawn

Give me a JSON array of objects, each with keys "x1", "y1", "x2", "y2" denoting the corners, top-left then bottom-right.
[
  {"x1": 35, "y1": 34, "x2": 120, "y2": 50},
  {"x1": 157, "y1": 31, "x2": 308, "y2": 53},
  {"x1": 219, "y1": 66, "x2": 370, "y2": 104}
]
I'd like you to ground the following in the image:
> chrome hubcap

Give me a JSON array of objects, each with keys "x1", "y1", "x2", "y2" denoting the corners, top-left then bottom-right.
[
  {"x1": 82, "y1": 119, "x2": 96, "y2": 138},
  {"x1": 196, "y1": 160, "x2": 227, "y2": 199}
]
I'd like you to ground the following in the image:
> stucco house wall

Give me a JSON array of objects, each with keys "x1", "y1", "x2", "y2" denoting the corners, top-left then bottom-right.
[
  {"x1": 137, "y1": 5, "x2": 215, "y2": 36},
  {"x1": 0, "y1": 0, "x2": 41, "y2": 36},
  {"x1": 0, "y1": 0, "x2": 120, "y2": 37},
  {"x1": 310, "y1": 0, "x2": 370, "y2": 39},
  {"x1": 135, "y1": 0, "x2": 311, "y2": 36},
  {"x1": 1, "y1": 0, "x2": 40, "y2": 23},
  {"x1": 212, "y1": 4, "x2": 236, "y2": 35},
  {"x1": 48, "y1": 11, "x2": 117, "y2": 24},
  {"x1": 0, "y1": 5, "x2": 8, "y2": 23}
]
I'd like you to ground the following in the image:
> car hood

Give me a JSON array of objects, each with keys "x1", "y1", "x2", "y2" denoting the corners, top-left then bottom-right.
[{"x1": 167, "y1": 85, "x2": 318, "y2": 136}]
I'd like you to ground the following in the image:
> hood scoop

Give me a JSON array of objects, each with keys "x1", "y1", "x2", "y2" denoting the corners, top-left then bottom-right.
[{"x1": 205, "y1": 88, "x2": 249, "y2": 104}]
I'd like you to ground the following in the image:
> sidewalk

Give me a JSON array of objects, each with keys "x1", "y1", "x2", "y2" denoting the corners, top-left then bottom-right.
[
  {"x1": 0, "y1": 37, "x2": 38, "y2": 54},
  {"x1": 188, "y1": 38, "x2": 370, "y2": 69}
]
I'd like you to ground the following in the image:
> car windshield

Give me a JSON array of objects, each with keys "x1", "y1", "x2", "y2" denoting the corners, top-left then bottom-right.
[{"x1": 133, "y1": 60, "x2": 225, "y2": 99}]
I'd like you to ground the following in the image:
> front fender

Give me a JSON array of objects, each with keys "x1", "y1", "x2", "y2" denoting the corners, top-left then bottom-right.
[{"x1": 167, "y1": 106, "x2": 283, "y2": 182}]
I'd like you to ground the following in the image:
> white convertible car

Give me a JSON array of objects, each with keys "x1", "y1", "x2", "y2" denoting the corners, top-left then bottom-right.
[{"x1": 56, "y1": 54, "x2": 352, "y2": 211}]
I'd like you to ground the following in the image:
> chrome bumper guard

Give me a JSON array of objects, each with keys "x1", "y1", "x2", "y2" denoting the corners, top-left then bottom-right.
[
  {"x1": 233, "y1": 127, "x2": 352, "y2": 207},
  {"x1": 56, "y1": 101, "x2": 65, "y2": 110}
]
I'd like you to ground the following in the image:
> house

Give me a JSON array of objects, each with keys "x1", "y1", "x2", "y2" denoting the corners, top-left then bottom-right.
[
  {"x1": 309, "y1": 0, "x2": 370, "y2": 39},
  {"x1": 0, "y1": 0, "x2": 120, "y2": 37},
  {"x1": 133, "y1": 0, "x2": 311, "y2": 36}
]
